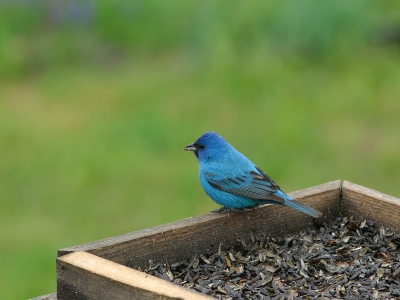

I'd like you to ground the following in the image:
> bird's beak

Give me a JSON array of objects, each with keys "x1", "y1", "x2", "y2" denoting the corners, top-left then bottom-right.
[{"x1": 183, "y1": 143, "x2": 197, "y2": 151}]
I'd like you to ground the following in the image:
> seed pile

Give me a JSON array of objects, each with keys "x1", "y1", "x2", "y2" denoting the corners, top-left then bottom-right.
[{"x1": 132, "y1": 217, "x2": 400, "y2": 299}]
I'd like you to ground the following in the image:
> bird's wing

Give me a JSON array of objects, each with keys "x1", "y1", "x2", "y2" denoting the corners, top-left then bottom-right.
[{"x1": 206, "y1": 166, "x2": 285, "y2": 203}]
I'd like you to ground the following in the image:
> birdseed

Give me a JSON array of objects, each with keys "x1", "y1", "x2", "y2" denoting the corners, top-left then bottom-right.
[{"x1": 131, "y1": 216, "x2": 400, "y2": 299}]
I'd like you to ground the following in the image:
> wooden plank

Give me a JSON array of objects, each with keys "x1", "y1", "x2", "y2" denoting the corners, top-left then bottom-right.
[
  {"x1": 28, "y1": 293, "x2": 57, "y2": 300},
  {"x1": 341, "y1": 181, "x2": 400, "y2": 230},
  {"x1": 57, "y1": 251, "x2": 214, "y2": 300},
  {"x1": 58, "y1": 180, "x2": 341, "y2": 268}
]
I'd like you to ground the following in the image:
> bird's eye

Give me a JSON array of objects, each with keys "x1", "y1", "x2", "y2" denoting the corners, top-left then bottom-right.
[{"x1": 198, "y1": 145, "x2": 205, "y2": 150}]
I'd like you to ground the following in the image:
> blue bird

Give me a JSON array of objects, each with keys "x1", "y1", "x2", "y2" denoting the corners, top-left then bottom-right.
[{"x1": 184, "y1": 132, "x2": 322, "y2": 218}]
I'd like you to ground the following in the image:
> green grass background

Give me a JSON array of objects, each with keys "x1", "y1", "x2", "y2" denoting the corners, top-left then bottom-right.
[{"x1": 1, "y1": 1, "x2": 400, "y2": 299}]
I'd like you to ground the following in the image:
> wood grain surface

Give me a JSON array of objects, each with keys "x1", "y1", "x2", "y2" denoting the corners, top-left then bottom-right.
[
  {"x1": 57, "y1": 251, "x2": 214, "y2": 300},
  {"x1": 341, "y1": 180, "x2": 400, "y2": 231},
  {"x1": 58, "y1": 180, "x2": 341, "y2": 268}
]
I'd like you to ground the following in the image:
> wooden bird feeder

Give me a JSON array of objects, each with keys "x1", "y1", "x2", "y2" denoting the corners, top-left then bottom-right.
[{"x1": 29, "y1": 180, "x2": 400, "y2": 300}]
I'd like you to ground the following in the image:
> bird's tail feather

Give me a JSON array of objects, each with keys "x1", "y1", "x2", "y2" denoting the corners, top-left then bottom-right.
[
  {"x1": 274, "y1": 190, "x2": 322, "y2": 218},
  {"x1": 284, "y1": 197, "x2": 322, "y2": 218}
]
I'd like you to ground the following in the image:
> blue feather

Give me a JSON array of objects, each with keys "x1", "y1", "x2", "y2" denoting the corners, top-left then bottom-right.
[{"x1": 184, "y1": 132, "x2": 322, "y2": 218}]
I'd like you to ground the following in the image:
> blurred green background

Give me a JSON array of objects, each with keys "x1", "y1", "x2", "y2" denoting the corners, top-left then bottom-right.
[{"x1": 1, "y1": 1, "x2": 400, "y2": 299}]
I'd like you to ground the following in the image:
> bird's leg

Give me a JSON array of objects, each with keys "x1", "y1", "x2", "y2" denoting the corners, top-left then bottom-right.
[
  {"x1": 211, "y1": 207, "x2": 232, "y2": 214},
  {"x1": 212, "y1": 207, "x2": 254, "y2": 214}
]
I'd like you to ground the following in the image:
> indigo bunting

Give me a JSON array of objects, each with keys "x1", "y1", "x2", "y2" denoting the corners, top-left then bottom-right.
[{"x1": 184, "y1": 132, "x2": 322, "y2": 218}]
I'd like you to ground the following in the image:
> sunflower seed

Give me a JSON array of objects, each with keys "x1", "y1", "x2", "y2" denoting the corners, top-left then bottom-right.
[{"x1": 133, "y1": 216, "x2": 400, "y2": 299}]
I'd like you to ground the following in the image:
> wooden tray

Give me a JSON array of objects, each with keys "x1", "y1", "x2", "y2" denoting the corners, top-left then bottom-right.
[{"x1": 30, "y1": 180, "x2": 400, "y2": 300}]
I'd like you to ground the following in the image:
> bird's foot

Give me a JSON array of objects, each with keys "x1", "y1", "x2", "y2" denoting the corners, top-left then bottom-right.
[
  {"x1": 211, "y1": 207, "x2": 232, "y2": 214},
  {"x1": 211, "y1": 207, "x2": 254, "y2": 214}
]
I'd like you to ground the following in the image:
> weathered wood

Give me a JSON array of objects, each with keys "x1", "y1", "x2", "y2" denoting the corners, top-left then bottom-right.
[
  {"x1": 37, "y1": 180, "x2": 400, "y2": 300},
  {"x1": 57, "y1": 251, "x2": 214, "y2": 300},
  {"x1": 56, "y1": 181, "x2": 340, "y2": 300},
  {"x1": 58, "y1": 180, "x2": 341, "y2": 268},
  {"x1": 28, "y1": 293, "x2": 57, "y2": 300},
  {"x1": 341, "y1": 180, "x2": 400, "y2": 231}
]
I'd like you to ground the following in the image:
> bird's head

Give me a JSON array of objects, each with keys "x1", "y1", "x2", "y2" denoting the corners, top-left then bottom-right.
[{"x1": 184, "y1": 132, "x2": 230, "y2": 162}]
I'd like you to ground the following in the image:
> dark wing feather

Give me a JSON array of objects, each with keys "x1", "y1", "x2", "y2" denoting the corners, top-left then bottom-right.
[{"x1": 206, "y1": 166, "x2": 284, "y2": 203}]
